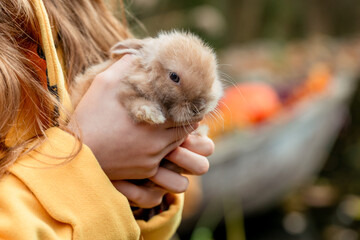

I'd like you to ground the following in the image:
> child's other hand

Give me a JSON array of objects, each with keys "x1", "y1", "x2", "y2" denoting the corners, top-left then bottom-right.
[{"x1": 111, "y1": 134, "x2": 213, "y2": 208}]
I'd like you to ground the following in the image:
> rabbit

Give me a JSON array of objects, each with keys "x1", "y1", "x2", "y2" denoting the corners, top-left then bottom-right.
[
  {"x1": 70, "y1": 31, "x2": 222, "y2": 126},
  {"x1": 70, "y1": 30, "x2": 223, "y2": 220}
]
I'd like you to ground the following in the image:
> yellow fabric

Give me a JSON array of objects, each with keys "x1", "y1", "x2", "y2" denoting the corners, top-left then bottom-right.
[
  {"x1": 7, "y1": 128, "x2": 140, "y2": 239},
  {"x1": 33, "y1": 0, "x2": 73, "y2": 118},
  {"x1": 137, "y1": 194, "x2": 184, "y2": 239},
  {"x1": 0, "y1": 0, "x2": 184, "y2": 239},
  {"x1": 3, "y1": 128, "x2": 183, "y2": 239}
]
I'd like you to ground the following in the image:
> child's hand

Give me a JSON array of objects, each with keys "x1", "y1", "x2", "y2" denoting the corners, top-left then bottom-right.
[{"x1": 111, "y1": 134, "x2": 213, "y2": 208}]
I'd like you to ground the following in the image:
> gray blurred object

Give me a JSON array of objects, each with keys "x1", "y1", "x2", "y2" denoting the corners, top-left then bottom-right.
[{"x1": 199, "y1": 71, "x2": 358, "y2": 217}]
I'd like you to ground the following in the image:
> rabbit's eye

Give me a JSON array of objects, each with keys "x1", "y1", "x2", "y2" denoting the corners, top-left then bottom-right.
[{"x1": 169, "y1": 72, "x2": 180, "y2": 83}]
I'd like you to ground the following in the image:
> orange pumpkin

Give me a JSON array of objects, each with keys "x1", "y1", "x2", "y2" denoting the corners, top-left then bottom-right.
[{"x1": 203, "y1": 82, "x2": 282, "y2": 139}]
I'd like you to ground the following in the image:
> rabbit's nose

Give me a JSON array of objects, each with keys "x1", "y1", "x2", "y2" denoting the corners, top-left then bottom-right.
[{"x1": 191, "y1": 102, "x2": 205, "y2": 116}]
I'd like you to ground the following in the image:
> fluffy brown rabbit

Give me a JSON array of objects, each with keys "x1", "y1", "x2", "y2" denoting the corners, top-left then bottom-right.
[
  {"x1": 71, "y1": 31, "x2": 222, "y2": 125},
  {"x1": 70, "y1": 30, "x2": 223, "y2": 219}
]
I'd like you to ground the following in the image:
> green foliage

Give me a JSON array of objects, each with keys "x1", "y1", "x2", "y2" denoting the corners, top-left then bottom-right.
[{"x1": 126, "y1": 0, "x2": 360, "y2": 47}]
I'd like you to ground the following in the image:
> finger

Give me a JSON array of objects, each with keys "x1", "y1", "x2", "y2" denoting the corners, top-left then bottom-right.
[
  {"x1": 158, "y1": 137, "x2": 186, "y2": 160},
  {"x1": 181, "y1": 134, "x2": 215, "y2": 157},
  {"x1": 165, "y1": 123, "x2": 199, "y2": 143},
  {"x1": 165, "y1": 147, "x2": 209, "y2": 176},
  {"x1": 151, "y1": 124, "x2": 198, "y2": 156},
  {"x1": 149, "y1": 167, "x2": 189, "y2": 193},
  {"x1": 140, "y1": 122, "x2": 197, "y2": 149},
  {"x1": 112, "y1": 180, "x2": 166, "y2": 208}
]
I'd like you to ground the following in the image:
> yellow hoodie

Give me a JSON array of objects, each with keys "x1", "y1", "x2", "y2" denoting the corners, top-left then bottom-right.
[{"x1": 0, "y1": 0, "x2": 183, "y2": 239}]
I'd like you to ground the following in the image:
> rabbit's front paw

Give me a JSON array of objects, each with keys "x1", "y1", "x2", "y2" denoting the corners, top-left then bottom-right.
[{"x1": 134, "y1": 105, "x2": 166, "y2": 124}]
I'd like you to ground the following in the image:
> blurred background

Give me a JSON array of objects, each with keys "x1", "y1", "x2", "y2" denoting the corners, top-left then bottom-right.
[{"x1": 122, "y1": 0, "x2": 360, "y2": 239}]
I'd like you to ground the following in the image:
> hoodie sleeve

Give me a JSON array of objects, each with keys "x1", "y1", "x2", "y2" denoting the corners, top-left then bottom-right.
[
  {"x1": 6, "y1": 127, "x2": 182, "y2": 240},
  {"x1": 137, "y1": 193, "x2": 184, "y2": 240}
]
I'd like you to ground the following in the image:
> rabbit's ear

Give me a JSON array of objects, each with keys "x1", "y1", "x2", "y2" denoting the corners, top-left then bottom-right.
[{"x1": 110, "y1": 38, "x2": 145, "y2": 59}]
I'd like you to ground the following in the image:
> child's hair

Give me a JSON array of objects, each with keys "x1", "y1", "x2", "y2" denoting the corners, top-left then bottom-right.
[{"x1": 0, "y1": 0, "x2": 131, "y2": 176}]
